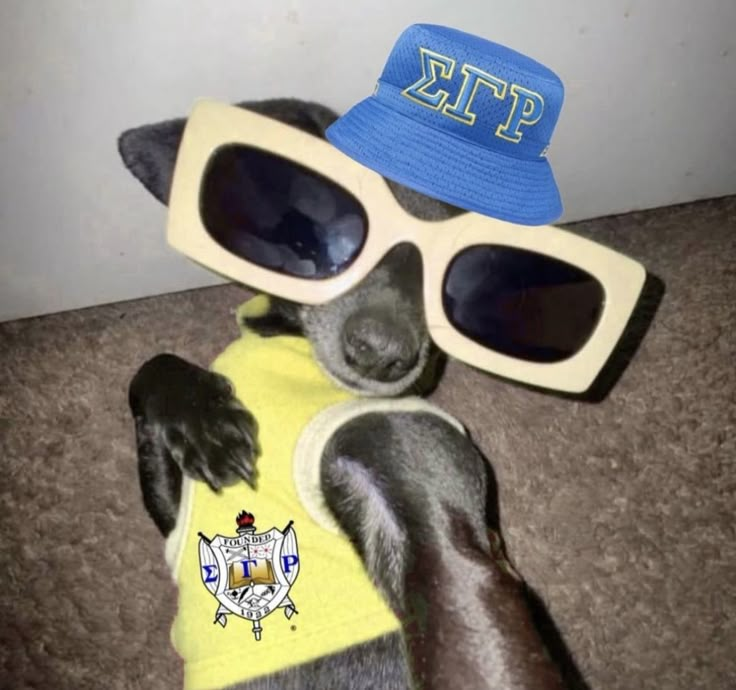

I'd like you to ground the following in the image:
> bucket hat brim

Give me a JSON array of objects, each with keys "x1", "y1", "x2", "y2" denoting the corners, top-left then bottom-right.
[{"x1": 327, "y1": 97, "x2": 563, "y2": 226}]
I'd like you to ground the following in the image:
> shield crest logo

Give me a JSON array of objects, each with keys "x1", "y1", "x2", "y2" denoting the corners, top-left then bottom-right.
[{"x1": 198, "y1": 511, "x2": 299, "y2": 641}]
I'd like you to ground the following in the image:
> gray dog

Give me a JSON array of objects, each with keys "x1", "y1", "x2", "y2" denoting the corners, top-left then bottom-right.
[{"x1": 119, "y1": 99, "x2": 566, "y2": 689}]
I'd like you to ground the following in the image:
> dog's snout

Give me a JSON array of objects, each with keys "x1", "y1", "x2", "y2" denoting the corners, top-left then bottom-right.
[{"x1": 342, "y1": 311, "x2": 419, "y2": 383}]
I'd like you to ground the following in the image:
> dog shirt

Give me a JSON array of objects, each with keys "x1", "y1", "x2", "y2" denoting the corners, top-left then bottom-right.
[{"x1": 164, "y1": 296, "x2": 464, "y2": 690}]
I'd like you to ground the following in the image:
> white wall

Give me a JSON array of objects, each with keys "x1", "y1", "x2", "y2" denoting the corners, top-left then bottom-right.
[{"x1": 1, "y1": 0, "x2": 734, "y2": 322}]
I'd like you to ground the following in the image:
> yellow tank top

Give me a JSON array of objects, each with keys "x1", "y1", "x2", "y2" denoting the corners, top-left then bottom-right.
[{"x1": 164, "y1": 297, "x2": 400, "y2": 690}]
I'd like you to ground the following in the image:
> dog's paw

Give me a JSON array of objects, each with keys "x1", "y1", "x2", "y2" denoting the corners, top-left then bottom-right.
[
  {"x1": 163, "y1": 389, "x2": 259, "y2": 490},
  {"x1": 131, "y1": 354, "x2": 260, "y2": 491}
]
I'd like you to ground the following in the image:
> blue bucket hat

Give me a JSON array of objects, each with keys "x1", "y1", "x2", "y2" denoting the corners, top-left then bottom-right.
[{"x1": 326, "y1": 24, "x2": 565, "y2": 225}]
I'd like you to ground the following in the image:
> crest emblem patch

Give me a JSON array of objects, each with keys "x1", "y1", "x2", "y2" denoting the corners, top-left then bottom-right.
[{"x1": 198, "y1": 511, "x2": 299, "y2": 641}]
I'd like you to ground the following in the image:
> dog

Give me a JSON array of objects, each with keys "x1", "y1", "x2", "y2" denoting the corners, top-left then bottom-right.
[{"x1": 120, "y1": 99, "x2": 566, "y2": 689}]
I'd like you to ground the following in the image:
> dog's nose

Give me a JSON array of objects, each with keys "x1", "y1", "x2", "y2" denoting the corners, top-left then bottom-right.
[{"x1": 342, "y1": 311, "x2": 419, "y2": 382}]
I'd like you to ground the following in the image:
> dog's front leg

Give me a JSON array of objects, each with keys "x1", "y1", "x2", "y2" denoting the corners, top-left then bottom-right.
[
  {"x1": 129, "y1": 353, "x2": 258, "y2": 535},
  {"x1": 321, "y1": 411, "x2": 565, "y2": 690}
]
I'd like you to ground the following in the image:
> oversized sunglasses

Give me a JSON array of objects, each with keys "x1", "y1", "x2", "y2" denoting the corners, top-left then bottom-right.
[{"x1": 167, "y1": 100, "x2": 646, "y2": 393}]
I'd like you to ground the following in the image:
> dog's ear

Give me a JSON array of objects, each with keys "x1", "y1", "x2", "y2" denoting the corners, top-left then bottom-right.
[
  {"x1": 235, "y1": 99, "x2": 339, "y2": 139},
  {"x1": 117, "y1": 99, "x2": 339, "y2": 205},
  {"x1": 118, "y1": 115, "x2": 186, "y2": 206}
]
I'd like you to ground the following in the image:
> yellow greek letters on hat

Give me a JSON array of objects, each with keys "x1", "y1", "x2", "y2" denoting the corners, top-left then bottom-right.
[
  {"x1": 401, "y1": 47, "x2": 456, "y2": 109},
  {"x1": 402, "y1": 46, "x2": 545, "y2": 143},
  {"x1": 496, "y1": 84, "x2": 545, "y2": 143},
  {"x1": 443, "y1": 63, "x2": 508, "y2": 125}
]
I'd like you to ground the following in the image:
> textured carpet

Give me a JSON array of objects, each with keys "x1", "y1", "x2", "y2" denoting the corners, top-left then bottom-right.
[{"x1": 1, "y1": 196, "x2": 734, "y2": 690}]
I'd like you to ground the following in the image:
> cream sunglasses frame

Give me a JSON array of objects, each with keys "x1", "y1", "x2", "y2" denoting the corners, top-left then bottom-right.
[{"x1": 168, "y1": 100, "x2": 646, "y2": 393}]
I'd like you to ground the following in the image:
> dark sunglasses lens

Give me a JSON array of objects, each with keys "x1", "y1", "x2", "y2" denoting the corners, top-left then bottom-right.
[
  {"x1": 443, "y1": 246, "x2": 604, "y2": 363},
  {"x1": 200, "y1": 144, "x2": 367, "y2": 278}
]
